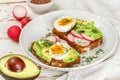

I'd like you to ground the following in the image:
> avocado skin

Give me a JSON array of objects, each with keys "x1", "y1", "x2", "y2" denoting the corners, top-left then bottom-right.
[
  {"x1": 0, "y1": 71, "x2": 40, "y2": 80},
  {"x1": 0, "y1": 54, "x2": 41, "y2": 80}
]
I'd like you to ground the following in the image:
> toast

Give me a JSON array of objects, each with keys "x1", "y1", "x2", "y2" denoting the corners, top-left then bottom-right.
[
  {"x1": 52, "y1": 28, "x2": 103, "y2": 53},
  {"x1": 52, "y1": 17, "x2": 103, "y2": 53},
  {"x1": 31, "y1": 36, "x2": 80, "y2": 67},
  {"x1": 31, "y1": 47, "x2": 80, "y2": 67}
]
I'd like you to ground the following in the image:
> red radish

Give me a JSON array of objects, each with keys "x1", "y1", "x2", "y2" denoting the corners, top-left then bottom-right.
[
  {"x1": 71, "y1": 30, "x2": 82, "y2": 38},
  {"x1": 7, "y1": 25, "x2": 21, "y2": 42},
  {"x1": 13, "y1": 5, "x2": 27, "y2": 21},
  {"x1": 21, "y1": 17, "x2": 30, "y2": 28},
  {"x1": 81, "y1": 33, "x2": 95, "y2": 42},
  {"x1": 67, "y1": 33, "x2": 74, "y2": 42},
  {"x1": 55, "y1": 36, "x2": 60, "y2": 42},
  {"x1": 74, "y1": 37, "x2": 90, "y2": 46}
]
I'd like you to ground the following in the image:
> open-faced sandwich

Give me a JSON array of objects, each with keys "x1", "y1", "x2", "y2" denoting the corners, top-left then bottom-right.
[
  {"x1": 52, "y1": 16, "x2": 103, "y2": 53},
  {"x1": 31, "y1": 35, "x2": 80, "y2": 67}
]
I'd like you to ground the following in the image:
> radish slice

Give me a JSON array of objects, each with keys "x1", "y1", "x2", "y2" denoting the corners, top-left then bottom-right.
[
  {"x1": 67, "y1": 33, "x2": 74, "y2": 42},
  {"x1": 46, "y1": 36, "x2": 60, "y2": 43},
  {"x1": 13, "y1": 5, "x2": 27, "y2": 21},
  {"x1": 81, "y1": 33, "x2": 95, "y2": 42},
  {"x1": 71, "y1": 30, "x2": 82, "y2": 38},
  {"x1": 74, "y1": 37, "x2": 90, "y2": 46},
  {"x1": 46, "y1": 36, "x2": 57, "y2": 43},
  {"x1": 55, "y1": 36, "x2": 60, "y2": 42}
]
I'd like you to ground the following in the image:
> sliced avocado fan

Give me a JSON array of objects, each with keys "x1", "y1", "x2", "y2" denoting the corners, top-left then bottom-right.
[{"x1": 74, "y1": 19, "x2": 102, "y2": 40}]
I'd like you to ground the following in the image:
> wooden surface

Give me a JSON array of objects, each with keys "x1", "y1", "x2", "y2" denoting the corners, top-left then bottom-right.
[{"x1": 0, "y1": 1, "x2": 66, "y2": 80}]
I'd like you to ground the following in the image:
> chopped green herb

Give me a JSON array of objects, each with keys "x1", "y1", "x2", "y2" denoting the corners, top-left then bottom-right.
[
  {"x1": 28, "y1": 47, "x2": 32, "y2": 52},
  {"x1": 95, "y1": 49, "x2": 104, "y2": 55},
  {"x1": 92, "y1": 29, "x2": 97, "y2": 33},
  {"x1": 47, "y1": 28, "x2": 50, "y2": 31},
  {"x1": 82, "y1": 56, "x2": 86, "y2": 59},
  {"x1": 85, "y1": 58, "x2": 91, "y2": 62},
  {"x1": 42, "y1": 40, "x2": 54, "y2": 47},
  {"x1": 82, "y1": 49, "x2": 104, "y2": 64},
  {"x1": 46, "y1": 32, "x2": 52, "y2": 36}
]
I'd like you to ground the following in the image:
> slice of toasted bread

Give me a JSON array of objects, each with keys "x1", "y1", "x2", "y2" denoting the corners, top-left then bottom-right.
[
  {"x1": 31, "y1": 43, "x2": 80, "y2": 67},
  {"x1": 52, "y1": 28, "x2": 103, "y2": 53}
]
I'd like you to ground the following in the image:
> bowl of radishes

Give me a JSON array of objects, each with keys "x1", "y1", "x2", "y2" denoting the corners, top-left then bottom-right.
[{"x1": 26, "y1": 0, "x2": 53, "y2": 14}]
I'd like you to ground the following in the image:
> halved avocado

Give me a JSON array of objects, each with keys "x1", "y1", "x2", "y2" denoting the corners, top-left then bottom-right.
[{"x1": 0, "y1": 54, "x2": 41, "y2": 80}]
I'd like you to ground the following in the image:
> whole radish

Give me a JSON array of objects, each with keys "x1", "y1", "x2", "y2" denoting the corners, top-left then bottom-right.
[
  {"x1": 13, "y1": 5, "x2": 27, "y2": 21},
  {"x1": 7, "y1": 25, "x2": 21, "y2": 42},
  {"x1": 21, "y1": 17, "x2": 30, "y2": 28}
]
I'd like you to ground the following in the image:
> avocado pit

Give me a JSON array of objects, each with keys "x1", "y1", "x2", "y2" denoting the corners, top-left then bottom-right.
[{"x1": 6, "y1": 56, "x2": 25, "y2": 72}]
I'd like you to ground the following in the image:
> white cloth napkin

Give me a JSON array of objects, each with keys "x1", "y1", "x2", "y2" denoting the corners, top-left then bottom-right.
[{"x1": 56, "y1": 0, "x2": 120, "y2": 80}]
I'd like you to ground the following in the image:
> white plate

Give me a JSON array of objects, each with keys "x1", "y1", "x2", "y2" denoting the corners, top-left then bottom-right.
[{"x1": 19, "y1": 10, "x2": 119, "y2": 71}]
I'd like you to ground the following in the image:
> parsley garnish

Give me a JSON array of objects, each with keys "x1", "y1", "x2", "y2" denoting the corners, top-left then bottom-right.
[
  {"x1": 46, "y1": 32, "x2": 52, "y2": 36},
  {"x1": 42, "y1": 40, "x2": 54, "y2": 47},
  {"x1": 28, "y1": 47, "x2": 32, "y2": 52},
  {"x1": 95, "y1": 49, "x2": 104, "y2": 55},
  {"x1": 82, "y1": 49, "x2": 104, "y2": 64}
]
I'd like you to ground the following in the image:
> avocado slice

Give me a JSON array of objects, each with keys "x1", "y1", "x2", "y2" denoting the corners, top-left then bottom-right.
[
  {"x1": 33, "y1": 40, "x2": 52, "y2": 63},
  {"x1": 74, "y1": 20, "x2": 95, "y2": 32},
  {"x1": 74, "y1": 20, "x2": 102, "y2": 40},
  {"x1": 63, "y1": 48, "x2": 79, "y2": 63},
  {"x1": 85, "y1": 27, "x2": 102, "y2": 39},
  {"x1": 0, "y1": 54, "x2": 40, "y2": 80}
]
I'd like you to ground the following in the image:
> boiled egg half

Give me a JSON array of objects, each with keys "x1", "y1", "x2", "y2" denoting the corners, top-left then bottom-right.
[
  {"x1": 49, "y1": 42, "x2": 70, "y2": 60},
  {"x1": 54, "y1": 16, "x2": 76, "y2": 32}
]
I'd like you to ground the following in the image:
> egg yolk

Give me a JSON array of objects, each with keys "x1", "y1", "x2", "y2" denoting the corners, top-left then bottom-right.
[
  {"x1": 58, "y1": 18, "x2": 73, "y2": 26},
  {"x1": 51, "y1": 44, "x2": 65, "y2": 55}
]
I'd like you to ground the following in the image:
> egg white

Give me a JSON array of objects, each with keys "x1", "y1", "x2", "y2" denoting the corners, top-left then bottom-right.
[
  {"x1": 54, "y1": 16, "x2": 76, "y2": 32},
  {"x1": 49, "y1": 42, "x2": 70, "y2": 60}
]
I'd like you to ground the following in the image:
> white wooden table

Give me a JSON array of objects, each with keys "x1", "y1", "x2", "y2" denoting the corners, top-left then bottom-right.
[
  {"x1": 0, "y1": 0, "x2": 120, "y2": 80},
  {"x1": 0, "y1": 0, "x2": 79, "y2": 80}
]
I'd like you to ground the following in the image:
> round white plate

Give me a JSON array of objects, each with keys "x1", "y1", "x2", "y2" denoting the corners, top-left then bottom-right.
[{"x1": 19, "y1": 10, "x2": 119, "y2": 71}]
